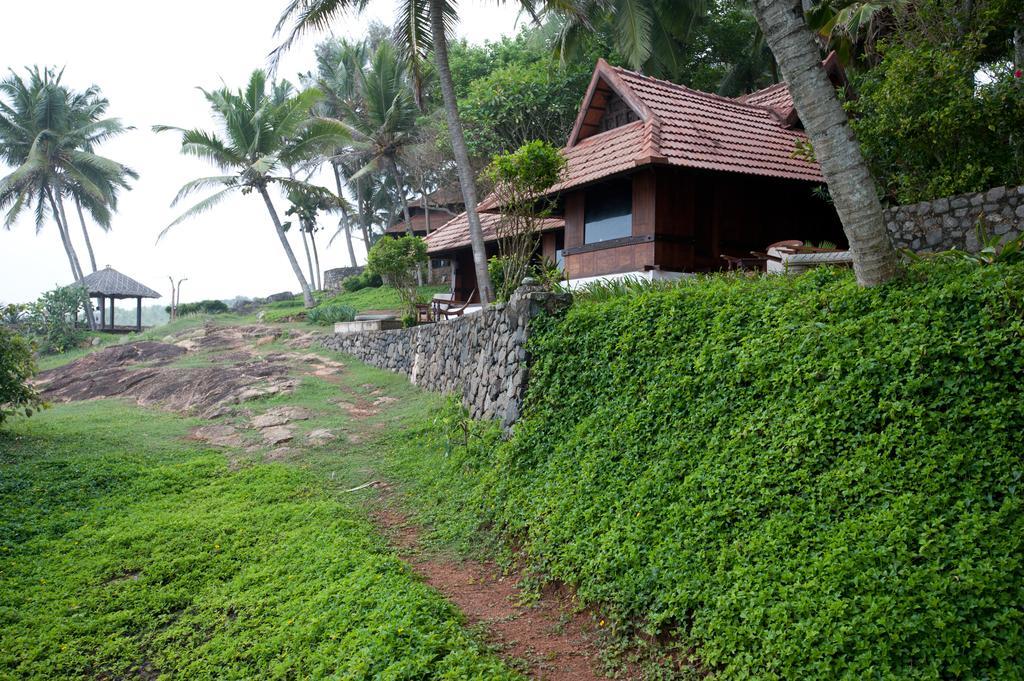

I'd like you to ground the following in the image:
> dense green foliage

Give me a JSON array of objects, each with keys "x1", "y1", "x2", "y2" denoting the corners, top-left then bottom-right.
[
  {"x1": 366, "y1": 235, "x2": 428, "y2": 318},
  {"x1": 306, "y1": 302, "x2": 357, "y2": 325},
  {"x1": 25, "y1": 285, "x2": 89, "y2": 355},
  {"x1": 0, "y1": 327, "x2": 43, "y2": 425},
  {"x1": 844, "y1": 0, "x2": 1024, "y2": 203},
  {"x1": 391, "y1": 262, "x2": 1024, "y2": 678},
  {"x1": 341, "y1": 270, "x2": 383, "y2": 292},
  {"x1": 168, "y1": 299, "x2": 230, "y2": 316},
  {"x1": 484, "y1": 141, "x2": 566, "y2": 301},
  {"x1": 0, "y1": 401, "x2": 518, "y2": 679}
]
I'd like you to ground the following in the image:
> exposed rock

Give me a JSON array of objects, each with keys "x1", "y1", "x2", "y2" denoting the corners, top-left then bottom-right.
[
  {"x1": 192, "y1": 424, "x2": 244, "y2": 448},
  {"x1": 261, "y1": 426, "x2": 294, "y2": 445},
  {"x1": 265, "y1": 406, "x2": 313, "y2": 421},
  {"x1": 306, "y1": 429, "x2": 335, "y2": 445},
  {"x1": 252, "y1": 413, "x2": 289, "y2": 428}
]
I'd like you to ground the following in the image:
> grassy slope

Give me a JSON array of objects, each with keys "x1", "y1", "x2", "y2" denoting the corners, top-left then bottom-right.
[
  {"x1": 384, "y1": 262, "x2": 1024, "y2": 679},
  {"x1": 262, "y1": 286, "x2": 448, "y2": 323},
  {"x1": 0, "y1": 374, "x2": 516, "y2": 679}
]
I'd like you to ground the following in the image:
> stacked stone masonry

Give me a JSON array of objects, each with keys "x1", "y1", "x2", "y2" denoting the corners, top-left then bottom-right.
[
  {"x1": 322, "y1": 285, "x2": 571, "y2": 427},
  {"x1": 886, "y1": 185, "x2": 1024, "y2": 253}
]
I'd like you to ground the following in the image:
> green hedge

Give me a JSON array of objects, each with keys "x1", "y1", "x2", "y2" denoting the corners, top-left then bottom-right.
[{"x1": 395, "y1": 262, "x2": 1024, "y2": 678}]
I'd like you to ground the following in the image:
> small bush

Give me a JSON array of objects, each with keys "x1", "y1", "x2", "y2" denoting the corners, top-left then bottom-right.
[
  {"x1": 341, "y1": 271, "x2": 383, "y2": 292},
  {"x1": 0, "y1": 327, "x2": 44, "y2": 425},
  {"x1": 307, "y1": 303, "x2": 357, "y2": 326},
  {"x1": 25, "y1": 285, "x2": 88, "y2": 355},
  {"x1": 367, "y1": 236, "x2": 428, "y2": 318},
  {"x1": 168, "y1": 300, "x2": 229, "y2": 316}
]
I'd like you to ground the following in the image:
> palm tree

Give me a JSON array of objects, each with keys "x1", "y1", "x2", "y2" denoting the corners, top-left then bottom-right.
[
  {"x1": 307, "y1": 37, "x2": 369, "y2": 266},
  {"x1": 64, "y1": 84, "x2": 136, "y2": 273},
  {"x1": 552, "y1": 0, "x2": 708, "y2": 78},
  {"x1": 751, "y1": 0, "x2": 898, "y2": 286},
  {"x1": 286, "y1": 182, "x2": 346, "y2": 290},
  {"x1": 155, "y1": 70, "x2": 348, "y2": 307},
  {"x1": 0, "y1": 68, "x2": 136, "y2": 329},
  {"x1": 275, "y1": 0, "x2": 539, "y2": 303}
]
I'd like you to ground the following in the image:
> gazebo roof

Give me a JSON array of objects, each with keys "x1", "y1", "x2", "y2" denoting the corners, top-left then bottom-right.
[{"x1": 77, "y1": 266, "x2": 161, "y2": 299}]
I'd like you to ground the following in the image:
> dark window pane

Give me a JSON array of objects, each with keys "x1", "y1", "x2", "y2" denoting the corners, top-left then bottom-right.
[{"x1": 585, "y1": 180, "x2": 632, "y2": 244}]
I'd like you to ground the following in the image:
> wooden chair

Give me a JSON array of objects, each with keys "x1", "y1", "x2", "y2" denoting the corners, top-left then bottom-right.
[
  {"x1": 433, "y1": 290, "x2": 476, "y2": 320},
  {"x1": 414, "y1": 302, "x2": 434, "y2": 323}
]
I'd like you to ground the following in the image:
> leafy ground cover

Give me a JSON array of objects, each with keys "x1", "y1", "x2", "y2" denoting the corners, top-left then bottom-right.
[
  {"x1": 386, "y1": 261, "x2": 1024, "y2": 679},
  {"x1": 0, "y1": 394, "x2": 517, "y2": 679}
]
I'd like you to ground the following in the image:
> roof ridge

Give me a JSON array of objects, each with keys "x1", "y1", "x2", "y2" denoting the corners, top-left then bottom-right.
[{"x1": 610, "y1": 65, "x2": 785, "y2": 115}]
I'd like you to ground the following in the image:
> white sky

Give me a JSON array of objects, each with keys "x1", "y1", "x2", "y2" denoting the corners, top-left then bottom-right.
[{"x1": 0, "y1": 0, "x2": 523, "y2": 305}]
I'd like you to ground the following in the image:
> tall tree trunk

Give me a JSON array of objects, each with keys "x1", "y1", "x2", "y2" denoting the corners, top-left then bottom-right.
[
  {"x1": 310, "y1": 227, "x2": 323, "y2": 290},
  {"x1": 356, "y1": 175, "x2": 372, "y2": 252},
  {"x1": 421, "y1": 189, "x2": 434, "y2": 282},
  {"x1": 752, "y1": 0, "x2": 899, "y2": 286},
  {"x1": 49, "y1": 190, "x2": 97, "y2": 331},
  {"x1": 332, "y1": 162, "x2": 358, "y2": 267},
  {"x1": 257, "y1": 184, "x2": 315, "y2": 308},
  {"x1": 74, "y1": 196, "x2": 98, "y2": 273},
  {"x1": 299, "y1": 220, "x2": 317, "y2": 292},
  {"x1": 429, "y1": 0, "x2": 494, "y2": 303}
]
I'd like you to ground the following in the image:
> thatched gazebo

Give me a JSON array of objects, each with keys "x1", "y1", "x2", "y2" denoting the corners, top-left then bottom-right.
[{"x1": 77, "y1": 266, "x2": 161, "y2": 332}]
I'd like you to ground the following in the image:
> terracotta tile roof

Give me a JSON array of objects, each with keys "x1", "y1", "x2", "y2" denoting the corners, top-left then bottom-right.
[
  {"x1": 384, "y1": 209, "x2": 458, "y2": 235},
  {"x1": 738, "y1": 81, "x2": 794, "y2": 111},
  {"x1": 424, "y1": 210, "x2": 564, "y2": 254},
  {"x1": 607, "y1": 66, "x2": 822, "y2": 183}
]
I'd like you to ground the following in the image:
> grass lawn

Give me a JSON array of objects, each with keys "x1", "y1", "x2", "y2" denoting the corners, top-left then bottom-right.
[
  {"x1": 0, "y1": 394, "x2": 517, "y2": 679},
  {"x1": 261, "y1": 286, "x2": 449, "y2": 324}
]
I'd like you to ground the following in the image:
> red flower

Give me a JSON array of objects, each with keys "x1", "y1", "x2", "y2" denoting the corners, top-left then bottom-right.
[{"x1": 1016, "y1": 69, "x2": 1023, "y2": 79}]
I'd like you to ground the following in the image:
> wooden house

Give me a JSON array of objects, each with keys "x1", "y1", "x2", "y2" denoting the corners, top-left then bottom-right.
[{"x1": 426, "y1": 59, "x2": 846, "y2": 301}]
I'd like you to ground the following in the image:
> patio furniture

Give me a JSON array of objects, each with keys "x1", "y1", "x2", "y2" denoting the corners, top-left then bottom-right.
[
  {"x1": 414, "y1": 302, "x2": 433, "y2": 323},
  {"x1": 432, "y1": 290, "x2": 476, "y2": 320}
]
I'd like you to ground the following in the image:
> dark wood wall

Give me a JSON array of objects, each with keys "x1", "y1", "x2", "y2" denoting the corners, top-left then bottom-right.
[{"x1": 562, "y1": 166, "x2": 845, "y2": 278}]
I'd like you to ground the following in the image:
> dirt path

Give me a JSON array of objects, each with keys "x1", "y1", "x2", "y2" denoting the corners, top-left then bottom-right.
[
  {"x1": 374, "y1": 500, "x2": 607, "y2": 680},
  {"x1": 34, "y1": 321, "x2": 614, "y2": 679}
]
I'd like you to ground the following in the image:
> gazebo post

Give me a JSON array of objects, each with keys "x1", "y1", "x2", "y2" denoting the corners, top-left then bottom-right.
[
  {"x1": 99, "y1": 294, "x2": 106, "y2": 329},
  {"x1": 136, "y1": 297, "x2": 142, "y2": 332},
  {"x1": 110, "y1": 297, "x2": 115, "y2": 330}
]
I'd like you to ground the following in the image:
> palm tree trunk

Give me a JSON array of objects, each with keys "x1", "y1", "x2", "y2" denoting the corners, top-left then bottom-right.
[
  {"x1": 332, "y1": 162, "x2": 358, "y2": 267},
  {"x1": 356, "y1": 175, "x2": 372, "y2": 251},
  {"x1": 752, "y1": 0, "x2": 898, "y2": 286},
  {"x1": 257, "y1": 184, "x2": 316, "y2": 308},
  {"x1": 299, "y1": 221, "x2": 317, "y2": 292},
  {"x1": 74, "y1": 196, "x2": 98, "y2": 273},
  {"x1": 429, "y1": 0, "x2": 494, "y2": 303},
  {"x1": 48, "y1": 190, "x2": 97, "y2": 331},
  {"x1": 310, "y1": 228, "x2": 323, "y2": 290}
]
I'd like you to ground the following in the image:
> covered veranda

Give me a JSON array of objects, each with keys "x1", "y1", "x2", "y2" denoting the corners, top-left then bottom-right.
[{"x1": 77, "y1": 266, "x2": 161, "y2": 333}]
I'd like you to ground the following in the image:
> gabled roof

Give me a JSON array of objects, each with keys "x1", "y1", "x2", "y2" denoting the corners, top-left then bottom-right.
[
  {"x1": 424, "y1": 210, "x2": 564, "y2": 254},
  {"x1": 77, "y1": 266, "x2": 161, "y2": 298},
  {"x1": 562, "y1": 59, "x2": 823, "y2": 186}
]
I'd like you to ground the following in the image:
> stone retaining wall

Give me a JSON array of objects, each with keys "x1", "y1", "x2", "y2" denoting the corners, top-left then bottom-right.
[
  {"x1": 323, "y1": 266, "x2": 365, "y2": 292},
  {"x1": 886, "y1": 185, "x2": 1024, "y2": 253},
  {"x1": 322, "y1": 285, "x2": 571, "y2": 426}
]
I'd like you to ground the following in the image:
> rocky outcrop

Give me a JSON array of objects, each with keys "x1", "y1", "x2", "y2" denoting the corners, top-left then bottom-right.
[{"x1": 322, "y1": 284, "x2": 572, "y2": 427}]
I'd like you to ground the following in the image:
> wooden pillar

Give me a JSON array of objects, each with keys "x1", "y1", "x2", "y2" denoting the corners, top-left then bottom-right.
[
  {"x1": 136, "y1": 297, "x2": 142, "y2": 332},
  {"x1": 110, "y1": 297, "x2": 115, "y2": 330},
  {"x1": 99, "y1": 295, "x2": 106, "y2": 329}
]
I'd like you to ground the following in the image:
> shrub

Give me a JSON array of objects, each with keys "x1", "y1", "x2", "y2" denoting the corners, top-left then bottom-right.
[
  {"x1": 0, "y1": 327, "x2": 44, "y2": 425},
  {"x1": 307, "y1": 303, "x2": 357, "y2": 326},
  {"x1": 395, "y1": 262, "x2": 1024, "y2": 678},
  {"x1": 167, "y1": 300, "x2": 229, "y2": 316},
  {"x1": 25, "y1": 285, "x2": 88, "y2": 355},
  {"x1": 367, "y1": 236, "x2": 428, "y2": 319},
  {"x1": 341, "y1": 271, "x2": 383, "y2": 292},
  {"x1": 483, "y1": 140, "x2": 566, "y2": 302}
]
